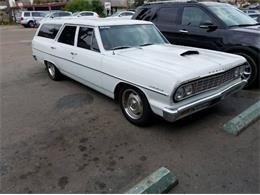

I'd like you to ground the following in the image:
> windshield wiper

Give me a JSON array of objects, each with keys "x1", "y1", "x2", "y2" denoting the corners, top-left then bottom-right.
[
  {"x1": 229, "y1": 23, "x2": 260, "y2": 27},
  {"x1": 111, "y1": 46, "x2": 132, "y2": 50},
  {"x1": 139, "y1": 43, "x2": 154, "y2": 47}
]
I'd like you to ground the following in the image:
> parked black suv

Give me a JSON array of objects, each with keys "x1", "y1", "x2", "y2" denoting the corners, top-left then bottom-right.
[{"x1": 133, "y1": 1, "x2": 260, "y2": 88}]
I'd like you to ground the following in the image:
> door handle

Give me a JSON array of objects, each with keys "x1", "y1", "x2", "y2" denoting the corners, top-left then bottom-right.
[
  {"x1": 50, "y1": 46, "x2": 56, "y2": 49},
  {"x1": 70, "y1": 52, "x2": 77, "y2": 56},
  {"x1": 179, "y1": 29, "x2": 188, "y2": 33}
]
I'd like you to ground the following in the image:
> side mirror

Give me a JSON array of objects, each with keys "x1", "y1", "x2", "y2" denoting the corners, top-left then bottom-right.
[{"x1": 200, "y1": 22, "x2": 218, "y2": 31}]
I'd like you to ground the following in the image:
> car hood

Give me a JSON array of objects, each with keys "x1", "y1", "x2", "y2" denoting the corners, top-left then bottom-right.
[
  {"x1": 230, "y1": 24, "x2": 260, "y2": 34},
  {"x1": 115, "y1": 44, "x2": 246, "y2": 82}
]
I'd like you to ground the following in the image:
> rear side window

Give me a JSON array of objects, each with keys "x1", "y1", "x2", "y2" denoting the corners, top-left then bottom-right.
[
  {"x1": 32, "y1": 12, "x2": 46, "y2": 17},
  {"x1": 24, "y1": 12, "x2": 30, "y2": 17},
  {"x1": 38, "y1": 24, "x2": 61, "y2": 39},
  {"x1": 156, "y1": 7, "x2": 179, "y2": 24},
  {"x1": 58, "y1": 26, "x2": 77, "y2": 46}
]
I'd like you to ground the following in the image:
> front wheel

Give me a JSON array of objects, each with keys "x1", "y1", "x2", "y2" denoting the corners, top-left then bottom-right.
[{"x1": 119, "y1": 86, "x2": 152, "y2": 126}]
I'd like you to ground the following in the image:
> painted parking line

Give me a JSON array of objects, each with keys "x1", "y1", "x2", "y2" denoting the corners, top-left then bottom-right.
[
  {"x1": 223, "y1": 100, "x2": 260, "y2": 136},
  {"x1": 125, "y1": 167, "x2": 178, "y2": 194}
]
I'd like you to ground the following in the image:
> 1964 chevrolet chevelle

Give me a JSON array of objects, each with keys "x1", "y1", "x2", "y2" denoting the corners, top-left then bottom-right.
[{"x1": 32, "y1": 19, "x2": 248, "y2": 125}]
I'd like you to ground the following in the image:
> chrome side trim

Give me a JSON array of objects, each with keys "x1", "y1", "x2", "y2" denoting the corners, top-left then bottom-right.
[{"x1": 33, "y1": 47, "x2": 169, "y2": 96}]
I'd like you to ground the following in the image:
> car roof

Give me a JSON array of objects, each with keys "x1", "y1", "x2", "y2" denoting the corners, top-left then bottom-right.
[
  {"x1": 143, "y1": 1, "x2": 229, "y2": 7},
  {"x1": 42, "y1": 18, "x2": 152, "y2": 27}
]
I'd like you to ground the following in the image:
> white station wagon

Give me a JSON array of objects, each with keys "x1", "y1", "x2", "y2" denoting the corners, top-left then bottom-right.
[{"x1": 32, "y1": 18, "x2": 248, "y2": 125}]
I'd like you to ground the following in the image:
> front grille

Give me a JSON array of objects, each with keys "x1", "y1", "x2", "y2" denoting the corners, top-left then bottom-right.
[{"x1": 190, "y1": 68, "x2": 238, "y2": 94}]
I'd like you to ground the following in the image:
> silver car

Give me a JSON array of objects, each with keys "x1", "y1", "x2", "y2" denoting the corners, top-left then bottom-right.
[{"x1": 19, "y1": 11, "x2": 48, "y2": 28}]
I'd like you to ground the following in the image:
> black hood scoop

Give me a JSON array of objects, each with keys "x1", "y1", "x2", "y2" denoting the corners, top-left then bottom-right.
[{"x1": 180, "y1": 50, "x2": 200, "y2": 56}]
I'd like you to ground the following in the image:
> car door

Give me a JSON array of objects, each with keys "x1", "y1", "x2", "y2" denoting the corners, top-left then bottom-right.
[
  {"x1": 70, "y1": 26, "x2": 103, "y2": 88},
  {"x1": 176, "y1": 6, "x2": 223, "y2": 50},
  {"x1": 152, "y1": 6, "x2": 181, "y2": 44},
  {"x1": 55, "y1": 25, "x2": 77, "y2": 74}
]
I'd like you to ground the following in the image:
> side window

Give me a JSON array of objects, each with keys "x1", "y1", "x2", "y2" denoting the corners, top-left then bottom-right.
[
  {"x1": 156, "y1": 7, "x2": 179, "y2": 24},
  {"x1": 52, "y1": 13, "x2": 60, "y2": 18},
  {"x1": 92, "y1": 33, "x2": 99, "y2": 52},
  {"x1": 58, "y1": 26, "x2": 77, "y2": 46},
  {"x1": 32, "y1": 12, "x2": 43, "y2": 17},
  {"x1": 182, "y1": 7, "x2": 213, "y2": 27},
  {"x1": 77, "y1": 27, "x2": 100, "y2": 52},
  {"x1": 135, "y1": 8, "x2": 153, "y2": 21},
  {"x1": 125, "y1": 12, "x2": 134, "y2": 16},
  {"x1": 81, "y1": 12, "x2": 94, "y2": 16},
  {"x1": 38, "y1": 24, "x2": 61, "y2": 39},
  {"x1": 59, "y1": 12, "x2": 71, "y2": 17},
  {"x1": 24, "y1": 12, "x2": 30, "y2": 17}
]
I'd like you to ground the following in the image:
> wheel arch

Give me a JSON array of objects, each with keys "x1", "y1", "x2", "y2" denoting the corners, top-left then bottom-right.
[
  {"x1": 225, "y1": 46, "x2": 259, "y2": 64},
  {"x1": 114, "y1": 82, "x2": 149, "y2": 102}
]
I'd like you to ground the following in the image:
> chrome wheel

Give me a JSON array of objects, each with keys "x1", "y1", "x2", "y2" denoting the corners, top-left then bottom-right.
[
  {"x1": 243, "y1": 62, "x2": 252, "y2": 80},
  {"x1": 47, "y1": 63, "x2": 55, "y2": 77},
  {"x1": 122, "y1": 89, "x2": 143, "y2": 120}
]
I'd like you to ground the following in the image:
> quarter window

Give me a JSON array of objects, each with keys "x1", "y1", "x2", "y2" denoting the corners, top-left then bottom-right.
[
  {"x1": 77, "y1": 27, "x2": 100, "y2": 52},
  {"x1": 182, "y1": 7, "x2": 213, "y2": 26},
  {"x1": 58, "y1": 26, "x2": 77, "y2": 46},
  {"x1": 38, "y1": 24, "x2": 61, "y2": 39}
]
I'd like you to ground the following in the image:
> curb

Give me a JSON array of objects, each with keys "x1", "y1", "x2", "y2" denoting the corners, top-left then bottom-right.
[
  {"x1": 125, "y1": 167, "x2": 178, "y2": 194},
  {"x1": 223, "y1": 100, "x2": 260, "y2": 136}
]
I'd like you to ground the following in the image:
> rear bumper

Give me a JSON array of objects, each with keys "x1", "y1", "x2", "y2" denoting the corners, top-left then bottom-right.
[{"x1": 163, "y1": 79, "x2": 247, "y2": 122}]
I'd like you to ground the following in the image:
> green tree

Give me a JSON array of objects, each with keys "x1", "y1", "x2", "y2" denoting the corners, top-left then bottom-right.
[
  {"x1": 64, "y1": 0, "x2": 104, "y2": 15},
  {"x1": 64, "y1": 0, "x2": 91, "y2": 12},
  {"x1": 248, "y1": 0, "x2": 260, "y2": 4},
  {"x1": 91, "y1": 0, "x2": 104, "y2": 16}
]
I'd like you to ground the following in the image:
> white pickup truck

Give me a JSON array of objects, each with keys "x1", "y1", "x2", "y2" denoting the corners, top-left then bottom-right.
[{"x1": 32, "y1": 18, "x2": 248, "y2": 125}]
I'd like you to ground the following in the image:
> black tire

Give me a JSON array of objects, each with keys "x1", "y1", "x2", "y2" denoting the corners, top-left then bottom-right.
[
  {"x1": 234, "y1": 52, "x2": 259, "y2": 89},
  {"x1": 28, "y1": 21, "x2": 34, "y2": 28},
  {"x1": 119, "y1": 86, "x2": 153, "y2": 126},
  {"x1": 46, "y1": 62, "x2": 63, "y2": 81}
]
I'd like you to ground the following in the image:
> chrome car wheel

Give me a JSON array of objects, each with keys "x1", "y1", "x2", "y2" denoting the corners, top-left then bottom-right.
[
  {"x1": 122, "y1": 89, "x2": 143, "y2": 120},
  {"x1": 47, "y1": 63, "x2": 55, "y2": 77},
  {"x1": 243, "y1": 62, "x2": 252, "y2": 80}
]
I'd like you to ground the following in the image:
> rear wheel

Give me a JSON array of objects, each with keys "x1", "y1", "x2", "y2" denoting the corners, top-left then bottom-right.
[
  {"x1": 28, "y1": 21, "x2": 34, "y2": 28},
  {"x1": 46, "y1": 62, "x2": 63, "y2": 81},
  {"x1": 234, "y1": 52, "x2": 258, "y2": 88},
  {"x1": 119, "y1": 86, "x2": 152, "y2": 126}
]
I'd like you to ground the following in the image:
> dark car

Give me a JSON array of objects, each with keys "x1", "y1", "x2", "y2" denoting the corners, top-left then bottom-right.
[
  {"x1": 249, "y1": 13, "x2": 260, "y2": 22},
  {"x1": 133, "y1": 1, "x2": 260, "y2": 88}
]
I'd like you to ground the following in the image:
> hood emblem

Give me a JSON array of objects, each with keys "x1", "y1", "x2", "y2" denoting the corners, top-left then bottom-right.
[{"x1": 208, "y1": 67, "x2": 226, "y2": 74}]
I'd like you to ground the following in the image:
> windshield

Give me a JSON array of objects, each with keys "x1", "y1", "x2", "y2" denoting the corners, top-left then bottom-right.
[
  {"x1": 99, "y1": 24, "x2": 168, "y2": 50},
  {"x1": 208, "y1": 4, "x2": 258, "y2": 26}
]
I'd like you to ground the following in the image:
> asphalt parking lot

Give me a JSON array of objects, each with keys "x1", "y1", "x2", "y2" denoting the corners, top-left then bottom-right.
[{"x1": 0, "y1": 26, "x2": 259, "y2": 193}]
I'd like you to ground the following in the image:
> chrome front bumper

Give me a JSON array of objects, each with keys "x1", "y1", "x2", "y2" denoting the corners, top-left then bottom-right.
[{"x1": 163, "y1": 80, "x2": 247, "y2": 122}]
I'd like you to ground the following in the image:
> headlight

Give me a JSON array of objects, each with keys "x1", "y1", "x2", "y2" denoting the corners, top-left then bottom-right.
[
  {"x1": 175, "y1": 87, "x2": 185, "y2": 101},
  {"x1": 239, "y1": 65, "x2": 245, "y2": 75},
  {"x1": 234, "y1": 67, "x2": 240, "y2": 78},
  {"x1": 184, "y1": 84, "x2": 193, "y2": 96},
  {"x1": 174, "y1": 84, "x2": 194, "y2": 101}
]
